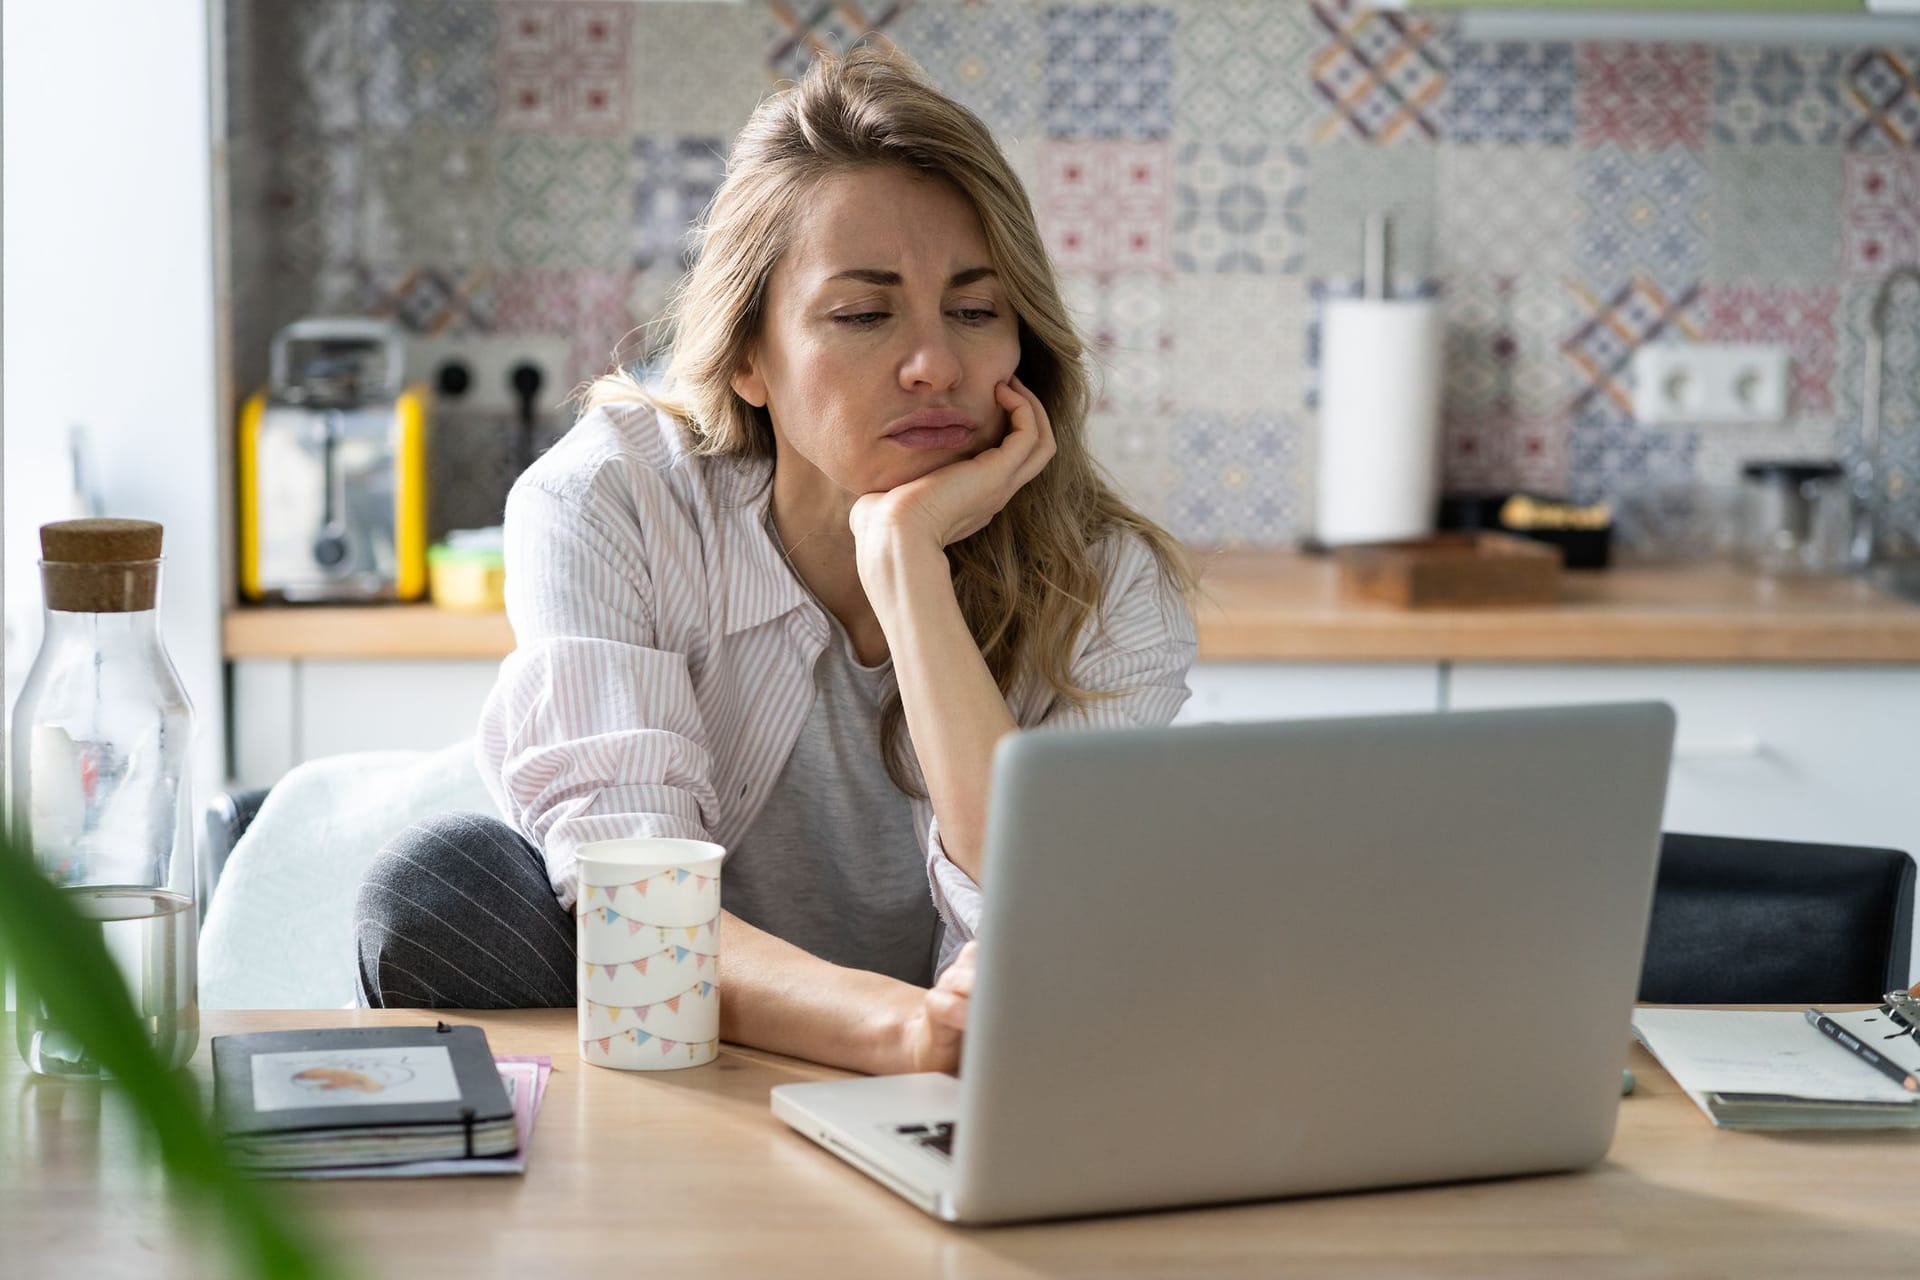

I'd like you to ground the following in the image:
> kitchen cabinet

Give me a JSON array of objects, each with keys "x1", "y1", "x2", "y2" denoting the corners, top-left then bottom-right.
[
  {"x1": 1178, "y1": 662, "x2": 1439, "y2": 724},
  {"x1": 233, "y1": 657, "x2": 1440, "y2": 783},
  {"x1": 232, "y1": 657, "x2": 1440, "y2": 784},
  {"x1": 230, "y1": 651, "x2": 1920, "y2": 974},
  {"x1": 1448, "y1": 663, "x2": 1920, "y2": 854},
  {"x1": 230, "y1": 658, "x2": 500, "y2": 789},
  {"x1": 1449, "y1": 662, "x2": 1920, "y2": 970},
  {"x1": 1166, "y1": 659, "x2": 1920, "y2": 878}
]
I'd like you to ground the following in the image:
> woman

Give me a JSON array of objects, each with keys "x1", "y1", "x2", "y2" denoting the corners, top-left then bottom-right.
[{"x1": 354, "y1": 45, "x2": 1196, "y2": 1076}]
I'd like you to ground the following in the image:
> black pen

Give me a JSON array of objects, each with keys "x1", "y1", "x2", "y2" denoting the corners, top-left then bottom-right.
[{"x1": 1805, "y1": 1007, "x2": 1919, "y2": 1093}]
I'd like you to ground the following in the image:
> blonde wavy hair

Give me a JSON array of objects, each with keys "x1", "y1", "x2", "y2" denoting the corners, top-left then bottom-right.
[{"x1": 576, "y1": 43, "x2": 1193, "y2": 794}]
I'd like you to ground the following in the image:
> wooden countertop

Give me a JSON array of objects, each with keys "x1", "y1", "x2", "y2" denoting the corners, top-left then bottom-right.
[
  {"x1": 226, "y1": 600, "x2": 516, "y2": 660},
  {"x1": 223, "y1": 552, "x2": 1920, "y2": 664},
  {"x1": 9, "y1": 1007, "x2": 1920, "y2": 1278},
  {"x1": 1191, "y1": 550, "x2": 1920, "y2": 663}
]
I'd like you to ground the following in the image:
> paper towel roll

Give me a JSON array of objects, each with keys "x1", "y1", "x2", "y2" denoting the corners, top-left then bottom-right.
[{"x1": 1315, "y1": 297, "x2": 1445, "y2": 546}]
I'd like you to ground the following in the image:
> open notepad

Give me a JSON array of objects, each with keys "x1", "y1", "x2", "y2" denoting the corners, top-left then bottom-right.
[{"x1": 1633, "y1": 1008, "x2": 1920, "y2": 1130}]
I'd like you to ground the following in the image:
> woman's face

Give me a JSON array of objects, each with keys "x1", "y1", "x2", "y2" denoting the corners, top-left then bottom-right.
[{"x1": 732, "y1": 165, "x2": 1024, "y2": 508}]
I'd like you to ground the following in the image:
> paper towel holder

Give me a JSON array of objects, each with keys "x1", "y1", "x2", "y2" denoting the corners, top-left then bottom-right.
[
  {"x1": 1313, "y1": 210, "x2": 1446, "y2": 549},
  {"x1": 1299, "y1": 211, "x2": 1399, "y2": 557}
]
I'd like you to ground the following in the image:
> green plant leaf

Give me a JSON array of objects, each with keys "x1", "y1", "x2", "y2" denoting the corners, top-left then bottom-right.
[{"x1": 0, "y1": 831, "x2": 338, "y2": 1279}]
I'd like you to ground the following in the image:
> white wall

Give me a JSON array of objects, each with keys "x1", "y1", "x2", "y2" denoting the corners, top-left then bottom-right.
[{"x1": 3, "y1": 1, "x2": 226, "y2": 804}]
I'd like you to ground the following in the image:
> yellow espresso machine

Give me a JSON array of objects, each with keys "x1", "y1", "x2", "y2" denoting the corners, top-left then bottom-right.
[{"x1": 239, "y1": 318, "x2": 428, "y2": 602}]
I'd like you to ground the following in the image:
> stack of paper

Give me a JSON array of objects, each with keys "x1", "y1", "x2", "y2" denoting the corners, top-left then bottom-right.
[{"x1": 279, "y1": 1055, "x2": 554, "y2": 1180}]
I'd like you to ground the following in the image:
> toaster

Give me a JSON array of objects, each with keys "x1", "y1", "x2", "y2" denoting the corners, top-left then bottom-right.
[{"x1": 239, "y1": 318, "x2": 429, "y2": 602}]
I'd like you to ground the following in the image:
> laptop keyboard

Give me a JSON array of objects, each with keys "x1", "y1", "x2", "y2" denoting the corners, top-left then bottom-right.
[{"x1": 893, "y1": 1120, "x2": 955, "y2": 1160}]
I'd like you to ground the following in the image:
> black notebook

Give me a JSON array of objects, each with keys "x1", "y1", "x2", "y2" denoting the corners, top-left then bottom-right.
[{"x1": 211, "y1": 1023, "x2": 519, "y2": 1170}]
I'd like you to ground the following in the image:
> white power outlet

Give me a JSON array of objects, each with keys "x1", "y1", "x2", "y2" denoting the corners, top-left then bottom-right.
[
  {"x1": 1631, "y1": 342, "x2": 1791, "y2": 427},
  {"x1": 402, "y1": 335, "x2": 574, "y2": 421}
]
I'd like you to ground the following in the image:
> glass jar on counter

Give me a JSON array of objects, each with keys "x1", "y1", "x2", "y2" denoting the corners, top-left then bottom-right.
[
  {"x1": 1738, "y1": 460, "x2": 1852, "y2": 575},
  {"x1": 11, "y1": 519, "x2": 198, "y2": 1076}
]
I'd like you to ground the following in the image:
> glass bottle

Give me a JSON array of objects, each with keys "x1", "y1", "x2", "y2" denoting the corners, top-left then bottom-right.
[{"x1": 11, "y1": 519, "x2": 198, "y2": 1076}]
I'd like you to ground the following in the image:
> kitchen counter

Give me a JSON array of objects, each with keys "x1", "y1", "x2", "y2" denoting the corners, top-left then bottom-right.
[
  {"x1": 222, "y1": 552, "x2": 1920, "y2": 665},
  {"x1": 1192, "y1": 551, "x2": 1920, "y2": 663}
]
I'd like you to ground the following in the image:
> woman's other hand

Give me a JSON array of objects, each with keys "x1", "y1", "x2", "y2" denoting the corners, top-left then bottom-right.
[
  {"x1": 895, "y1": 940, "x2": 977, "y2": 1075},
  {"x1": 850, "y1": 376, "x2": 1055, "y2": 557}
]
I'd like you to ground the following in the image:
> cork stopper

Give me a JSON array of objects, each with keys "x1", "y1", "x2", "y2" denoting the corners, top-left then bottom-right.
[
  {"x1": 40, "y1": 519, "x2": 164, "y2": 613},
  {"x1": 41, "y1": 518, "x2": 164, "y2": 563}
]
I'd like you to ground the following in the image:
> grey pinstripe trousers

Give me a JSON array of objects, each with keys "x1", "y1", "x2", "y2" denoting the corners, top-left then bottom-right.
[{"x1": 355, "y1": 812, "x2": 576, "y2": 1009}]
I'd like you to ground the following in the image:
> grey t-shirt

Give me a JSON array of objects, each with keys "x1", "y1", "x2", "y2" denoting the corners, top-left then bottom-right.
[{"x1": 720, "y1": 614, "x2": 938, "y2": 987}]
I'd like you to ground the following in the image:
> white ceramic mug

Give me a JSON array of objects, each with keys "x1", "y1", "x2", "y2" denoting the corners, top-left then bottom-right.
[{"x1": 574, "y1": 837, "x2": 724, "y2": 1070}]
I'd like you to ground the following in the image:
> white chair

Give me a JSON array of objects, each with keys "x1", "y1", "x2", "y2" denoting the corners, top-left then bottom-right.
[{"x1": 197, "y1": 739, "x2": 498, "y2": 1009}]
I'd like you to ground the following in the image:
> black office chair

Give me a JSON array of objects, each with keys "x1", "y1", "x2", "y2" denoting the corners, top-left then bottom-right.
[{"x1": 1639, "y1": 832, "x2": 1915, "y2": 1005}]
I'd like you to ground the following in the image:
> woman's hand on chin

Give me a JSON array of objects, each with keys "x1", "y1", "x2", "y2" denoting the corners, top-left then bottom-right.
[
  {"x1": 849, "y1": 375, "x2": 1056, "y2": 561},
  {"x1": 893, "y1": 941, "x2": 977, "y2": 1076}
]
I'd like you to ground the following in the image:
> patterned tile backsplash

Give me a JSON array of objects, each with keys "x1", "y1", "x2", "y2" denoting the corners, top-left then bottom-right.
[{"x1": 225, "y1": 0, "x2": 1920, "y2": 548}]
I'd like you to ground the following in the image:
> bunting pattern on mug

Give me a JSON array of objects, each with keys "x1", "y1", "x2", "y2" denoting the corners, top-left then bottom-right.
[
  {"x1": 576, "y1": 932, "x2": 721, "y2": 982},
  {"x1": 583, "y1": 908, "x2": 722, "y2": 942},
  {"x1": 579, "y1": 942, "x2": 716, "y2": 967},
  {"x1": 584, "y1": 981, "x2": 716, "y2": 1024},
  {"x1": 582, "y1": 867, "x2": 713, "y2": 907},
  {"x1": 582, "y1": 1031, "x2": 720, "y2": 1061}
]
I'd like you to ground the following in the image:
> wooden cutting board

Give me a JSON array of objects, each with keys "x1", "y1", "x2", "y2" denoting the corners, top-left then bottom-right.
[{"x1": 1335, "y1": 531, "x2": 1563, "y2": 608}]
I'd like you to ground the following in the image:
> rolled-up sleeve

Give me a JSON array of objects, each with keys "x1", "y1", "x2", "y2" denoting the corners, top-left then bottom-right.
[
  {"x1": 925, "y1": 534, "x2": 1197, "y2": 963},
  {"x1": 478, "y1": 479, "x2": 721, "y2": 910},
  {"x1": 1028, "y1": 535, "x2": 1198, "y2": 735}
]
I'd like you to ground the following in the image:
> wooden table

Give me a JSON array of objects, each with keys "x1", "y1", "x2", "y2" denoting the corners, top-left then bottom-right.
[{"x1": 5, "y1": 1008, "x2": 1919, "y2": 1278}]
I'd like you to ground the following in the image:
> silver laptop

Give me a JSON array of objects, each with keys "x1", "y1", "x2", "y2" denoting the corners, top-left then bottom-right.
[{"x1": 772, "y1": 702, "x2": 1676, "y2": 1224}]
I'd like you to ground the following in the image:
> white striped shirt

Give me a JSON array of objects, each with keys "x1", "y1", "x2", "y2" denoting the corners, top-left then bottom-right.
[{"x1": 477, "y1": 402, "x2": 1197, "y2": 977}]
